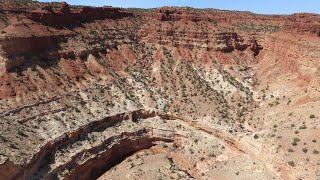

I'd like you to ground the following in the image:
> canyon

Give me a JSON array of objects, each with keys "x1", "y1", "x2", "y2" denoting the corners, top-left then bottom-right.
[{"x1": 0, "y1": 1, "x2": 320, "y2": 180}]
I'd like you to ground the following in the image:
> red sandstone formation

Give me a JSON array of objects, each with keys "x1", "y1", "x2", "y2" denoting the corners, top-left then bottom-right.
[
  {"x1": 285, "y1": 13, "x2": 320, "y2": 36},
  {"x1": 28, "y1": 3, "x2": 133, "y2": 27},
  {"x1": 0, "y1": 2, "x2": 320, "y2": 180}
]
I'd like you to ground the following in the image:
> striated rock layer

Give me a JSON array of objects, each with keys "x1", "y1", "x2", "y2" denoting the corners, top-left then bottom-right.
[{"x1": 0, "y1": 2, "x2": 320, "y2": 180}]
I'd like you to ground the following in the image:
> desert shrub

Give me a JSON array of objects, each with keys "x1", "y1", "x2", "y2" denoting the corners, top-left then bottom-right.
[
  {"x1": 288, "y1": 148, "x2": 294, "y2": 153},
  {"x1": 292, "y1": 137, "x2": 300, "y2": 146},
  {"x1": 302, "y1": 147, "x2": 308, "y2": 153},
  {"x1": 299, "y1": 125, "x2": 307, "y2": 130},
  {"x1": 293, "y1": 137, "x2": 300, "y2": 142},
  {"x1": 288, "y1": 161, "x2": 295, "y2": 166}
]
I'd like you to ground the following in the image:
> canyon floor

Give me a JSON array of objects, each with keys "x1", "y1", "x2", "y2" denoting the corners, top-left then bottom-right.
[{"x1": 0, "y1": 1, "x2": 320, "y2": 180}]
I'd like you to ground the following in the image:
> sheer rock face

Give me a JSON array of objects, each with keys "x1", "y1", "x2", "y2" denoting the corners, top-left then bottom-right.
[
  {"x1": 0, "y1": 3, "x2": 320, "y2": 180},
  {"x1": 27, "y1": 3, "x2": 133, "y2": 27}
]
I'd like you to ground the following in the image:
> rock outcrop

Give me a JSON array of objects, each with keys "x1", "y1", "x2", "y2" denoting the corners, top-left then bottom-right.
[
  {"x1": 148, "y1": 7, "x2": 208, "y2": 22},
  {"x1": 285, "y1": 13, "x2": 320, "y2": 36},
  {"x1": 213, "y1": 32, "x2": 248, "y2": 52},
  {"x1": 28, "y1": 3, "x2": 133, "y2": 27}
]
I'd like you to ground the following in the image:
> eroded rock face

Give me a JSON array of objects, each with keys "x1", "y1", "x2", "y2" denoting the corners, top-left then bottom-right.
[
  {"x1": 285, "y1": 13, "x2": 320, "y2": 36},
  {"x1": 0, "y1": 35, "x2": 66, "y2": 70},
  {"x1": 213, "y1": 32, "x2": 248, "y2": 52},
  {"x1": 0, "y1": 2, "x2": 320, "y2": 180},
  {"x1": 27, "y1": 3, "x2": 133, "y2": 27},
  {"x1": 149, "y1": 7, "x2": 208, "y2": 22}
]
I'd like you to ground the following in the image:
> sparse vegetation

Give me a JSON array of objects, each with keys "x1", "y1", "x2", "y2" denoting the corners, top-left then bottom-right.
[
  {"x1": 1, "y1": 4, "x2": 320, "y2": 180},
  {"x1": 237, "y1": 23, "x2": 282, "y2": 33}
]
